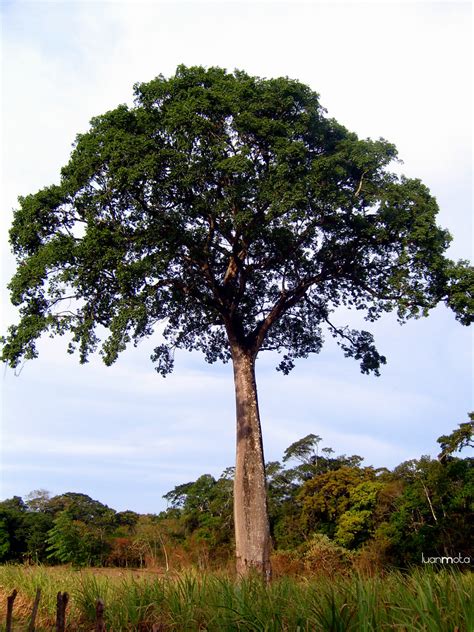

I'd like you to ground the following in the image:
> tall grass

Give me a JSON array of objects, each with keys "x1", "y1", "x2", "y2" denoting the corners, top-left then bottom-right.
[{"x1": 0, "y1": 565, "x2": 472, "y2": 631}]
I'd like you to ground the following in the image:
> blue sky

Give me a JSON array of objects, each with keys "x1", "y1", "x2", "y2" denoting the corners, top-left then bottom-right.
[{"x1": 1, "y1": 0, "x2": 472, "y2": 514}]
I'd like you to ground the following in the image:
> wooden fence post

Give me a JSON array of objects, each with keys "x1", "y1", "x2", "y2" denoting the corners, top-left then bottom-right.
[
  {"x1": 27, "y1": 588, "x2": 42, "y2": 632},
  {"x1": 55, "y1": 591, "x2": 69, "y2": 632},
  {"x1": 6, "y1": 589, "x2": 18, "y2": 632},
  {"x1": 95, "y1": 598, "x2": 106, "y2": 632}
]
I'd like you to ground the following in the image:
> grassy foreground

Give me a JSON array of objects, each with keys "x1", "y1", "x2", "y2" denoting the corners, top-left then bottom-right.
[{"x1": 0, "y1": 565, "x2": 472, "y2": 631}]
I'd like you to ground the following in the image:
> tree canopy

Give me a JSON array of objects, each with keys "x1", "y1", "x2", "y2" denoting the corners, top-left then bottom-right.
[
  {"x1": 2, "y1": 65, "x2": 472, "y2": 373},
  {"x1": 437, "y1": 413, "x2": 474, "y2": 461}
]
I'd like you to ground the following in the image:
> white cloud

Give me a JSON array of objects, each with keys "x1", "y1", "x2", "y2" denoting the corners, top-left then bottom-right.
[{"x1": 2, "y1": 435, "x2": 167, "y2": 458}]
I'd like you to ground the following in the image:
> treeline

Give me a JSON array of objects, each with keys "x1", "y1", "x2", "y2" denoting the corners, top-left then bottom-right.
[{"x1": 1, "y1": 415, "x2": 472, "y2": 572}]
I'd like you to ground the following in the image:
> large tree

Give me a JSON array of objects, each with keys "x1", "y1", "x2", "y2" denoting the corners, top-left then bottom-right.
[{"x1": 2, "y1": 65, "x2": 472, "y2": 578}]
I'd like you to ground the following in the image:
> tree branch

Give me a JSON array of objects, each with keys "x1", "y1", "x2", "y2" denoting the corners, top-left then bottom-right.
[
  {"x1": 354, "y1": 171, "x2": 367, "y2": 197},
  {"x1": 251, "y1": 273, "x2": 324, "y2": 352}
]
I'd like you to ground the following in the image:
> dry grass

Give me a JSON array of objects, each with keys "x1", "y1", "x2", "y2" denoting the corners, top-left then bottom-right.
[{"x1": 0, "y1": 564, "x2": 472, "y2": 631}]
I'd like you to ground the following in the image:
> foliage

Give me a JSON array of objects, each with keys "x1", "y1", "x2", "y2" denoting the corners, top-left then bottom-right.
[
  {"x1": 0, "y1": 496, "x2": 29, "y2": 562},
  {"x1": 386, "y1": 454, "x2": 474, "y2": 565},
  {"x1": 0, "y1": 421, "x2": 472, "y2": 570},
  {"x1": 301, "y1": 532, "x2": 354, "y2": 574},
  {"x1": 0, "y1": 492, "x2": 119, "y2": 566},
  {"x1": 2, "y1": 64, "x2": 472, "y2": 377},
  {"x1": 283, "y1": 433, "x2": 322, "y2": 466},
  {"x1": 0, "y1": 519, "x2": 10, "y2": 559},
  {"x1": 23, "y1": 511, "x2": 54, "y2": 562},
  {"x1": 164, "y1": 472, "x2": 233, "y2": 545},
  {"x1": 437, "y1": 412, "x2": 474, "y2": 461},
  {"x1": 298, "y1": 465, "x2": 376, "y2": 537},
  {"x1": 24, "y1": 489, "x2": 52, "y2": 513},
  {"x1": 46, "y1": 510, "x2": 112, "y2": 567}
]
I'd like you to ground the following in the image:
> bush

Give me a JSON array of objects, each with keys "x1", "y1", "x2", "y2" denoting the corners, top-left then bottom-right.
[
  {"x1": 271, "y1": 549, "x2": 305, "y2": 578},
  {"x1": 301, "y1": 533, "x2": 353, "y2": 575}
]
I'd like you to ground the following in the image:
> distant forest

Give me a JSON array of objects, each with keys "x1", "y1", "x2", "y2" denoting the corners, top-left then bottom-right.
[{"x1": 1, "y1": 415, "x2": 472, "y2": 573}]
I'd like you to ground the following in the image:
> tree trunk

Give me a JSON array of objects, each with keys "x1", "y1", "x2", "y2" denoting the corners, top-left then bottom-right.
[{"x1": 232, "y1": 346, "x2": 272, "y2": 580}]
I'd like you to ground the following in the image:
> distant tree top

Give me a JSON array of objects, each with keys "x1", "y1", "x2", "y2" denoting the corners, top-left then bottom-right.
[{"x1": 437, "y1": 413, "x2": 474, "y2": 462}]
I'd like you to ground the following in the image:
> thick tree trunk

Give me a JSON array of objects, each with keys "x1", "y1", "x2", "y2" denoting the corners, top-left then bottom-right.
[{"x1": 232, "y1": 346, "x2": 272, "y2": 580}]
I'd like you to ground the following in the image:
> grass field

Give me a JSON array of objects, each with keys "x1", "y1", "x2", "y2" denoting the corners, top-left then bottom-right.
[{"x1": 0, "y1": 565, "x2": 472, "y2": 631}]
